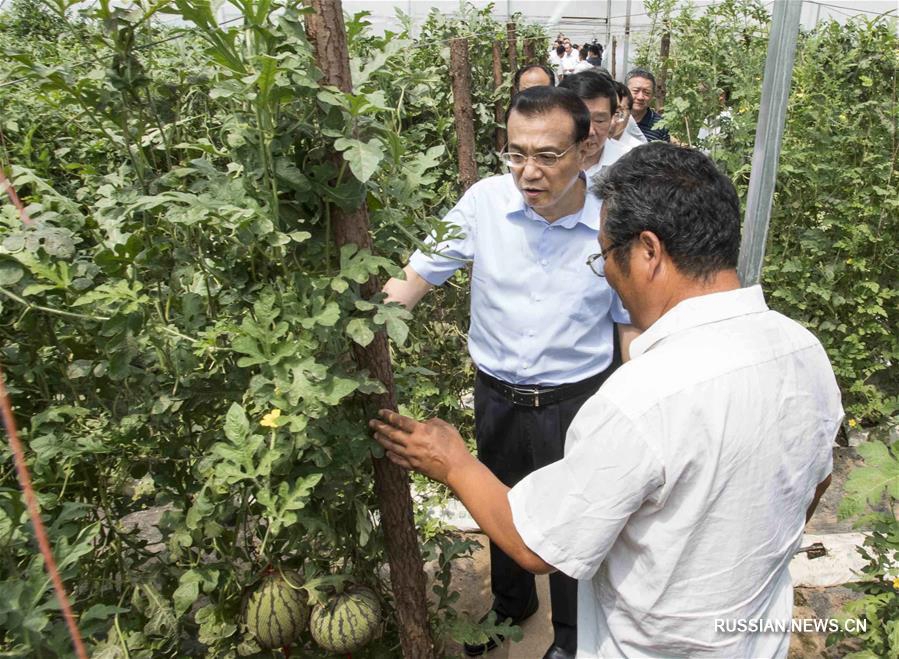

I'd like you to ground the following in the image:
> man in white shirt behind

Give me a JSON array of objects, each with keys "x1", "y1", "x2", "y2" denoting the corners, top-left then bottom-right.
[
  {"x1": 559, "y1": 37, "x2": 580, "y2": 77},
  {"x1": 609, "y1": 80, "x2": 647, "y2": 153},
  {"x1": 371, "y1": 142, "x2": 842, "y2": 658},
  {"x1": 558, "y1": 71, "x2": 626, "y2": 179}
]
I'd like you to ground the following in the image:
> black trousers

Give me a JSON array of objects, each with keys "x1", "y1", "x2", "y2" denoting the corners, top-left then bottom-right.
[{"x1": 473, "y1": 369, "x2": 610, "y2": 653}]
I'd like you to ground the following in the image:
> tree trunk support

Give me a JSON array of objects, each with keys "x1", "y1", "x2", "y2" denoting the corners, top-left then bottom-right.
[
  {"x1": 450, "y1": 38, "x2": 479, "y2": 191},
  {"x1": 523, "y1": 37, "x2": 535, "y2": 62},
  {"x1": 305, "y1": 2, "x2": 436, "y2": 657},
  {"x1": 658, "y1": 28, "x2": 671, "y2": 111},
  {"x1": 492, "y1": 40, "x2": 506, "y2": 152},
  {"x1": 611, "y1": 36, "x2": 617, "y2": 78},
  {"x1": 506, "y1": 21, "x2": 518, "y2": 71}
]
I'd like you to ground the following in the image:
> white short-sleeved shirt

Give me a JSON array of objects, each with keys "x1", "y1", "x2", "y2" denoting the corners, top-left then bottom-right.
[
  {"x1": 408, "y1": 174, "x2": 630, "y2": 385},
  {"x1": 509, "y1": 286, "x2": 843, "y2": 657},
  {"x1": 612, "y1": 116, "x2": 648, "y2": 153},
  {"x1": 585, "y1": 139, "x2": 627, "y2": 183},
  {"x1": 560, "y1": 51, "x2": 581, "y2": 74}
]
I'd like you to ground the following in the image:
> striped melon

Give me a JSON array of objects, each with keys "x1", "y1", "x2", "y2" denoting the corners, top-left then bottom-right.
[
  {"x1": 310, "y1": 586, "x2": 382, "y2": 654},
  {"x1": 244, "y1": 571, "x2": 309, "y2": 650}
]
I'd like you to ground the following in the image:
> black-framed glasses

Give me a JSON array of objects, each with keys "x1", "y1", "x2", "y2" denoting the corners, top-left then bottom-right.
[
  {"x1": 586, "y1": 245, "x2": 618, "y2": 277},
  {"x1": 500, "y1": 143, "x2": 577, "y2": 169}
]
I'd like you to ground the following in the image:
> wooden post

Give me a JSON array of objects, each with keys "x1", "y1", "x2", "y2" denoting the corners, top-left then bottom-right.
[
  {"x1": 657, "y1": 28, "x2": 671, "y2": 112},
  {"x1": 506, "y1": 21, "x2": 518, "y2": 71},
  {"x1": 304, "y1": 2, "x2": 436, "y2": 658},
  {"x1": 611, "y1": 36, "x2": 617, "y2": 79},
  {"x1": 492, "y1": 40, "x2": 507, "y2": 153},
  {"x1": 622, "y1": 0, "x2": 632, "y2": 78},
  {"x1": 523, "y1": 37, "x2": 535, "y2": 62},
  {"x1": 450, "y1": 38, "x2": 479, "y2": 191}
]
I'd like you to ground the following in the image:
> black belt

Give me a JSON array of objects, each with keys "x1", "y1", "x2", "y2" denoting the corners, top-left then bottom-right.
[{"x1": 477, "y1": 368, "x2": 609, "y2": 408}]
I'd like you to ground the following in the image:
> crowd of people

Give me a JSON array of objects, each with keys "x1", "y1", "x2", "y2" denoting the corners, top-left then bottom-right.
[
  {"x1": 370, "y1": 43, "x2": 842, "y2": 659},
  {"x1": 548, "y1": 34, "x2": 604, "y2": 78}
]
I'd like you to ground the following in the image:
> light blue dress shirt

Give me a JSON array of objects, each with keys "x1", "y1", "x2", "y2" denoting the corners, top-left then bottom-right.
[{"x1": 409, "y1": 173, "x2": 630, "y2": 386}]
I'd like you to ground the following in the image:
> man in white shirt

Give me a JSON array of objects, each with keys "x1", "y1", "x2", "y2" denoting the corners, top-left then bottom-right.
[
  {"x1": 558, "y1": 71, "x2": 626, "y2": 180},
  {"x1": 549, "y1": 39, "x2": 563, "y2": 69},
  {"x1": 559, "y1": 38, "x2": 580, "y2": 77},
  {"x1": 609, "y1": 80, "x2": 647, "y2": 153},
  {"x1": 383, "y1": 86, "x2": 636, "y2": 659},
  {"x1": 371, "y1": 142, "x2": 842, "y2": 658}
]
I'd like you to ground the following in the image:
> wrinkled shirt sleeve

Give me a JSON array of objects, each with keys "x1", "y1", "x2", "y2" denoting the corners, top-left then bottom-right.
[
  {"x1": 408, "y1": 191, "x2": 476, "y2": 286},
  {"x1": 508, "y1": 400, "x2": 664, "y2": 580}
]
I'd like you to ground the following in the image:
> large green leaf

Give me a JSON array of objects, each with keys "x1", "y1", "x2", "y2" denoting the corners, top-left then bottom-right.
[
  {"x1": 334, "y1": 137, "x2": 384, "y2": 183},
  {"x1": 224, "y1": 403, "x2": 249, "y2": 443},
  {"x1": 839, "y1": 440, "x2": 899, "y2": 519}
]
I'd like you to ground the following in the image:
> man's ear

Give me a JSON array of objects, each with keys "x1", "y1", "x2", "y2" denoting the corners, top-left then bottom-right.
[{"x1": 637, "y1": 230, "x2": 664, "y2": 279}]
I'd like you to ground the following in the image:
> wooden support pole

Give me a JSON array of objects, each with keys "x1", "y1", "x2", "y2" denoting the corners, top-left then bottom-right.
[
  {"x1": 523, "y1": 37, "x2": 535, "y2": 62},
  {"x1": 450, "y1": 38, "x2": 479, "y2": 191},
  {"x1": 611, "y1": 36, "x2": 617, "y2": 79},
  {"x1": 492, "y1": 40, "x2": 507, "y2": 153},
  {"x1": 304, "y1": 2, "x2": 436, "y2": 657},
  {"x1": 657, "y1": 28, "x2": 671, "y2": 112},
  {"x1": 622, "y1": 0, "x2": 632, "y2": 78},
  {"x1": 506, "y1": 21, "x2": 518, "y2": 71}
]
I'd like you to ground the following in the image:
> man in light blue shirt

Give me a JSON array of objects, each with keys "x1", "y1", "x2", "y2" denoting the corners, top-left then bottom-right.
[{"x1": 384, "y1": 86, "x2": 637, "y2": 659}]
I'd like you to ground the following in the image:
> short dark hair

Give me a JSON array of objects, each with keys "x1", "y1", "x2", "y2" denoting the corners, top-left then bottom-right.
[
  {"x1": 587, "y1": 44, "x2": 601, "y2": 57},
  {"x1": 512, "y1": 64, "x2": 556, "y2": 93},
  {"x1": 507, "y1": 86, "x2": 591, "y2": 144},
  {"x1": 592, "y1": 142, "x2": 741, "y2": 279},
  {"x1": 613, "y1": 80, "x2": 632, "y2": 108},
  {"x1": 625, "y1": 68, "x2": 657, "y2": 93},
  {"x1": 558, "y1": 69, "x2": 618, "y2": 115}
]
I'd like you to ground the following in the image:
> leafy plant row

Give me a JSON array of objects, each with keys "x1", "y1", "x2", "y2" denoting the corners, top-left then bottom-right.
[{"x1": 0, "y1": 0, "x2": 545, "y2": 655}]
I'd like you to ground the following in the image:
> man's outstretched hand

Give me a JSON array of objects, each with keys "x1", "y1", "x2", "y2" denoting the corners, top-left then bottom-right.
[
  {"x1": 371, "y1": 409, "x2": 555, "y2": 574},
  {"x1": 369, "y1": 410, "x2": 474, "y2": 485}
]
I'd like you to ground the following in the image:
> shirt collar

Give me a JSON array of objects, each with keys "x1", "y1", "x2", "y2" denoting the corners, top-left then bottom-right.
[
  {"x1": 629, "y1": 285, "x2": 769, "y2": 359},
  {"x1": 505, "y1": 172, "x2": 600, "y2": 231},
  {"x1": 637, "y1": 107, "x2": 659, "y2": 128}
]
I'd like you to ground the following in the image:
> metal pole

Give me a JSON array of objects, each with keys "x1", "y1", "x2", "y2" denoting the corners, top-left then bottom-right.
[
  {"x1": 737, "y1": 0, "x2": 803, "y2": 286},
  {"x1": 622, "y1": 0, "x2": 632, "y2": 78},
  {"x1": 605, "y1": 0, "x2": 612, "y2": 50}
]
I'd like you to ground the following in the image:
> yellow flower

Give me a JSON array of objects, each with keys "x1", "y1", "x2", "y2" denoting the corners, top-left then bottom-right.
[
  {"x1": 261, "y1": 408, "x2": 282, "y2": 428},
  {"x1": 848, "y1": 419, "x2": 857, "y2": 428},
  {"x1": 893, "y1": 576, "x2": 899, "y2": 590}
]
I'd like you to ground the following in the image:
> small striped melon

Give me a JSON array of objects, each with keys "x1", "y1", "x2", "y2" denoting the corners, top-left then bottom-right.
[
  {"x1": 245, "y1": 571, "x2": 309, "y2": 650},
  {"x1": 310, "y1": 586, "x2": 382, "y2": 654}
]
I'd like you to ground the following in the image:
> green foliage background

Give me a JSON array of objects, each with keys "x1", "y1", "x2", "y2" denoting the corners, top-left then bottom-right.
[
  {"x1": 636, "y1": 2, "x2": 897, "y2": 655},
  {"x1": 0, "y1": 0, "x2": 541, "y2": 656},
  {"x1": 0, "y1": 0, "x2": 896, "y2": 656},
  {"x1": 636, "y1": 0, "x2": 898, "y2": 424}
]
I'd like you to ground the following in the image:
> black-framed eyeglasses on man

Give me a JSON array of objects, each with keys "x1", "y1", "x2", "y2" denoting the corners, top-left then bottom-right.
[{"x1": 586, "y1": 245, "x2": 619, "y2": 277}]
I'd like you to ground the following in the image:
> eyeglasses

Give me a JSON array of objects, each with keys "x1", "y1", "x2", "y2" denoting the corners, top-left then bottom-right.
[
  {"x1": 586, "y1": 244, "x2": 619, "y2": 277},
  {"x1": 501, "y1": 143, "x2": 577, "y2": 169}
]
